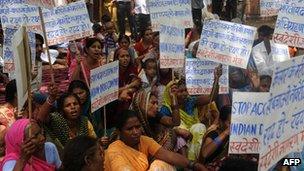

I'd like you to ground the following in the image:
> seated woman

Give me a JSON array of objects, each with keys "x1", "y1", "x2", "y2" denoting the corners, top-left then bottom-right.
[
  {"x1": 68, "y1": 80, "x2": 103, "y2": 136},
  {"x1": 104, "y1": 110, "x2": 207, "y2": 171},
  {"x1": 62, "y1": 136, "x2": 104, "y2": 171},
  {"x1": 0, "y1": 119, "x2": 61, "y2": 171},
  {"x1": 132, "y1": 89, "x2": 180, "y2": 152},
  {"x1": 199, "y1": 105, "x2": 231, "y2": 170},
  {"x1": 159, "y1": 66, "x2": 222, "y2": 161},
  {"x1": 38, "y1": 93, "x2": 96, "y2": 153}
]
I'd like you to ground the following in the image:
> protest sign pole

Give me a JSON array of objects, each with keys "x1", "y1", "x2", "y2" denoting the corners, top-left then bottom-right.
[
  {"x1": 73, "y1": 41, "x2": 90, "y2": 88},
  {"x1": 38, "y1": 7, "x2": 55, "y2": 83},
  {"x1": 103, "y1": 58, "x2": 108, "y2": 137}
]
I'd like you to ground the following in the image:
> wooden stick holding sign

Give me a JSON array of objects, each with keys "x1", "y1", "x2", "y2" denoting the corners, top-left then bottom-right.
[{"x1": 38, "y1": 7, "x2": 55, "y2": 83}]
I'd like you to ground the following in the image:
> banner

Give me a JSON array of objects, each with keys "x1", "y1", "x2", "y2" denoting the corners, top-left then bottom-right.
[
  {"x1": 197, "y1": 19, "x2": 256, "y2": 69},
  {"x1": 159, "y1": 24, "x2": 185, "y2": 68},
  {"x1": 43, "y1": 0, "x2": 93, "y2": 46},
  {"x1": 148, "y1": 0, "x2": 192, "y2": 30},
  {"x1": 273, "y1": 1, "x2": 304, "y2": 48},
  {"x1": 90, "y1": 61, "x2": 119, "y2": 113},
  {"x1": 258, "y1": 55, "x2": 304, "y2": 171},
  {"x1": 229, "y1": 92, "x2": 269, "y2": 154},
  {"x1": 185, "y1": 58, "x2": 229, "y2": 95}
]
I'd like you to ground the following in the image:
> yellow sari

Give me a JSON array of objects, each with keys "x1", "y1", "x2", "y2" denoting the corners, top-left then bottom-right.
[{"x1": 162, "y1": 81, "x2": 218, "y2": 161}]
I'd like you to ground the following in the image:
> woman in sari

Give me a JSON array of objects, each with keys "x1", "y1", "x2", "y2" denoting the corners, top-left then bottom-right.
[
  {"x1": 70, "y1": 37, "x2": 106, "y2": 84},
  {"x1": 199, "y1": 105, "x2": 231, "y2": 170},
  {"x1": 38, "y1": 93, "x2": 96, "y2": 153},
  {"x1": 0, "y1": 119, "x2": 61, "y2": 171},
  {"x1": 132, "y1": 89, "x2": 180, "y2": 152},
  {"x1": 159, "y1": 66, "x2": 222, "y2": 161},
  {"x1": 105, "y1": 110, "x2": 207, "y2": 171}
]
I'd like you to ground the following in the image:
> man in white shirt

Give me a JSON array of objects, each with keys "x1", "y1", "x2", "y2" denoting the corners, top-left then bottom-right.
[{"x1": 191, "y1": 0, "x2": 204, "y2": 28}]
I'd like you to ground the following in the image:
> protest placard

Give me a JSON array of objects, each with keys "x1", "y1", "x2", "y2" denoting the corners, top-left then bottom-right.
[
  {"x1": 185, "y1": 58, "x2": 229, "y2": 95},
  {"x1": 159, "y1": 24, "x2": 185, "y2": 68},
  {"x1": 260, "y1": 0, "x2": 284, "y2": 17},
  {"x1": 43, "y1": 1, "x2": 93, "y2": 46},
  {"x1": 273, "y1": 1, "x2": 304, "y2": 48},
  {"x1": 148, "y1": 0, "x2": 192, "y2": 30},
  {"x1": 258, "y1": 55, "x2": 304, "y2": 171},
  {"x1": 197, "y1": 19, "x2": 256, "y2": 69},
  {"x1": 12, "y1": 26, "x2": 31, "y2": 112},
  {"x1": 229, "y1": 92, "x2": 269, "y2": 154},
  {"x1": 3, "y1": 27, "x2": 36, "y2": 73},
  {"x1": 90, "y1": 61, "x2": 119, "y2": 113}
]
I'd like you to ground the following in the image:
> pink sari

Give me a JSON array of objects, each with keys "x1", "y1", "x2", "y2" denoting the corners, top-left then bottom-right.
[{"x1": 0, "y1": 119, "x2": 55, "y2": 171}]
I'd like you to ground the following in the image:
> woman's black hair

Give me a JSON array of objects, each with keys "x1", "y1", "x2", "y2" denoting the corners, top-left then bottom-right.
[
  {"x1": 219, "y1": 105, "x2": 232, "y2": 122},
  {"x1": 57, "y1": 92, "x2": 81, "y2": 113},
  {"x1": 118, "y1": 34, "x2": 131, "y2": 44},
  {"x1": 5, "y1": 80, "x2": 17, "y2": 103},
  {"x1": 68, "y1": 80, "x2": 90, "y2": 96},
  {"x1": 116, "y1": 110, "x2": 138, "y2": 130},
  {"x1": 84, "y1": 37, "x2": 103, "y2": 54},
  {"x1": 62, "y1": 136, "x2": 98, "y2": 171}
]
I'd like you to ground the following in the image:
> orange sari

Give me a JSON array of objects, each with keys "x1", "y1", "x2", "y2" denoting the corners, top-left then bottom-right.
[{"x1": 105, "y1": 136, "x2": 167, "y2": 171}]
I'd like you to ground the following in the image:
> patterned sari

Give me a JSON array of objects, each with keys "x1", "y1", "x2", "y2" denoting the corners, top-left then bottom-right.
[{"x1": 131, "y1": 90, "x2": 177, "y2": 152}]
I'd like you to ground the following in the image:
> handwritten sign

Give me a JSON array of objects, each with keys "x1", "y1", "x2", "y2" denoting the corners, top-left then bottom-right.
[
  {"x1": 90, "y1": 61, "x2": 119, "y2": 113},
  {"x1": 273, "y1": 1, "x2": 304, "y2": 48},
  {"x1": 260, "y1": 0, "x2": 284, "y2": 17},
  {"x1": 197, "y1": 19, "x2": 256, "y2": 69},
  {"x1": 159, "y1": 24, "x2": 185, "y2": 68},
  {"x1": 185, "y1": 58, "x2": 229, "y2": 95},
  {"x1": 0, "y1": 3, "x2": 41, "y2": 31},
  {"x1": 3, "y1": 27, "x2": 36, "y2": 73},
  {"x1": 148, "y1": 0, "x2": 192, "y2": 30},
  {"x1": 229, "y1": 92, "x2": 269, "y2": 154},
  {"x1": 258, "y1": 55, "x2": 304, "y2": 171},
  {"x1": 43, "y1": 1, "x2": 93, "y2": 46}
]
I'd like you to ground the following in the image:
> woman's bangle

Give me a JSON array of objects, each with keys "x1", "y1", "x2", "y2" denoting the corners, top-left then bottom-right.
[{"x1": 214, "y1": 137, "x2": 222, "y2": 147}]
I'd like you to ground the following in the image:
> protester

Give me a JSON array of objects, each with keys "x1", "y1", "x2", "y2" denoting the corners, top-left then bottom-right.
[
  {"x1": 104, "y1": 110, "x2": 208, "y2": 170},
  {"x1": 117, "y1": 34, "x2": 137, "y2": 63},
  {"x1": 131, "y1": 90, "x2": 179, "y2": 151},
  {"x1": 134, "y1": 27, "x2": 153, "y2": 58},
  {"x1": 68, "y1": 80, "x2": 103, "y2": 135},
  {"x1": 39, "y1": 93, "x2": 96, "y2": 153},
  {"x1": 115, "y1": 0, "x2": 136, "y2": 38},
  {"x1": 0, "y1": 119, "x2": 61, "y2": 171},
  {"x1": 62, "y1": 136, "x2": 104, "y2": 171},
  {"x1": 70, "y1": 38, "x2": 106, "y2": 84},
  {"x1": 199, "y1": 105, "x2": 231, "y2": 170}
]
